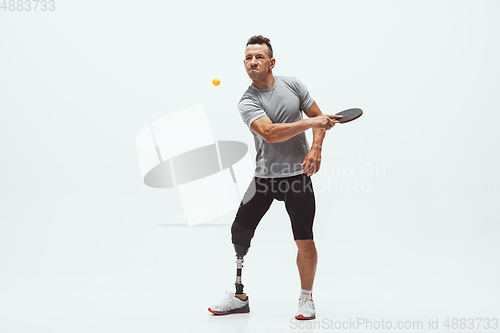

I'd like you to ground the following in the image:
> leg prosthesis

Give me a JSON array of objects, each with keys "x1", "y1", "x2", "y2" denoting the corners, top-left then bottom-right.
[{"x1": 231, "y1": 223, "x2": 255, "y2": 294}]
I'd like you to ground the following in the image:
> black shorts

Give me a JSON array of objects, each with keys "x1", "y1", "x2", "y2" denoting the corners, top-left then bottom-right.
[{"x1": 232, "y1": 173, "x2": 316, "y2": 240}]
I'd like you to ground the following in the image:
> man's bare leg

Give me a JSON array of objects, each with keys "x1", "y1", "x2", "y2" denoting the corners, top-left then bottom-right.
[{"x1": 295, "y1": 239, "x2": 317, "y2": 290}]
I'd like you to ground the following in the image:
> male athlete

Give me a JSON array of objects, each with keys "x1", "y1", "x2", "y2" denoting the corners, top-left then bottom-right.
[{"x1": 208, "y1": 35, "x2": 341, "y2": 320}]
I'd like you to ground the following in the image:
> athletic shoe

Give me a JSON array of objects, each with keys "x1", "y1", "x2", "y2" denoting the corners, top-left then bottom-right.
[
  {"x1": 208, "y1": 291, "x2": 250, "y2": 315},
  {"x1": 295, "y1": 297, "x2": 315, "y2": 320}
]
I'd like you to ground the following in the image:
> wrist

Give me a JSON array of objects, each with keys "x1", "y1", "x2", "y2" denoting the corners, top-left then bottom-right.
[{"x1": 306, "y1": 118, "x2": 314, "y2": 129}]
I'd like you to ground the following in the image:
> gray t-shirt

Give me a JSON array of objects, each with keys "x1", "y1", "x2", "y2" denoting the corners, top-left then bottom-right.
[{"x1": 238, "y1": 76, "x2": 314, "y2": 178}]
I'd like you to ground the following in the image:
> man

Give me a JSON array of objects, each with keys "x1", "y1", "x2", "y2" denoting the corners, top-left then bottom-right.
[{"x1": 208, "y1": 35, "x2": 340, "y2": 320}]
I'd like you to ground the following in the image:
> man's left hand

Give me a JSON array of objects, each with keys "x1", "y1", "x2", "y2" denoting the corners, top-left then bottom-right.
[{"x1": 301, "y1": 148, "x2": 322, "y2": 176}]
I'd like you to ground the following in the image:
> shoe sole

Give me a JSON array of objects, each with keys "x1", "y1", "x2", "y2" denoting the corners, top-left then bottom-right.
[
  {"x1": 295, "y1": 314, "x2": 316, "y2": 320},
  {"x1": 208, "y1": 307, "x2": 250, "y2": 315}
]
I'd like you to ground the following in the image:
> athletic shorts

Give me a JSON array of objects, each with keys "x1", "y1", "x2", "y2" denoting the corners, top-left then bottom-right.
[{"x1": 232, "y1": 173, "x2": 316, "y2": 240}]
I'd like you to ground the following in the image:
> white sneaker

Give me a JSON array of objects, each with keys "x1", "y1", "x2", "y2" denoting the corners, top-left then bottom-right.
[
  {"x1": 295, "y1": 297, "x2": 315, "y2": 320},
  {"x1": 208, "y1": 291, "x2": 250, "y2": 315}
]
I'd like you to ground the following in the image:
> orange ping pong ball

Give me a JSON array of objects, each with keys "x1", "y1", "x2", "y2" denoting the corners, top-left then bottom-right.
[{"x1": 212, "y1": 78, "x2": 220, "y2": 86}]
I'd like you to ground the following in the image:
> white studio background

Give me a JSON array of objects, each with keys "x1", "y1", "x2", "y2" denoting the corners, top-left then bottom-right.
[{"x1": 1, "y1": 1, "x2": 499, "y2": 332}]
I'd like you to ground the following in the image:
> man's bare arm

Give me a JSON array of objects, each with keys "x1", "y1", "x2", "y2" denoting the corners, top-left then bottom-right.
[
  {"x1": 251, "y1": 108, "x2": 338, "y2": 143},
  {"x1": 300, "y1": 101, "x2": 330, "y2": 176},
  {"x1": 304, "y1": 101, "x2": 327, "y2": 151}
]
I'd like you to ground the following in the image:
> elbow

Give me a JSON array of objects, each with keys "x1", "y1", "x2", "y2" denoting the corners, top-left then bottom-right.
[
  {"x1": 263, "y1": 135, "x2": 275, "y2": 144},
  {"x1": 263, "y1": 127, "x2": 277, "y2": 143},
  {"x1": 264, "y1": 134, "x2": 276, "y2": 143}
]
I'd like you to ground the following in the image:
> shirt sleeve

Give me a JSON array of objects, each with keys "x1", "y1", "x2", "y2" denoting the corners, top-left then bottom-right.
[
  {"x1": 238, "y1": 98, "x2": 267, "y2": 130},
  {"x1": 295, "y1": 77, "x2": 314, "y2": 111}
]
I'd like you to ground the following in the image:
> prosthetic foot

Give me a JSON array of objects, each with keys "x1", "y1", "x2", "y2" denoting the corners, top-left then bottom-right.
[
  {"x1": 208, "y1": 245, "x2": 250, "y2": 315},
  {"x1": 208, "y1": 290, "x2": 250, "y2": 315},
  {"x1": 208, "y1": 223, "x2": 253, "y2": 315}
]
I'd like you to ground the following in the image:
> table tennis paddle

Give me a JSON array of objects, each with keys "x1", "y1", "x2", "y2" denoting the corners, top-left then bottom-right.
[{"x1": 334, "y1": 108, "x2": 363, "y2": 123}]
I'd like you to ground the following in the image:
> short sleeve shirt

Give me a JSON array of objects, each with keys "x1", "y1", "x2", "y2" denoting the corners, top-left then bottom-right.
[{"x1": 238, "y1": 76, "x2": 314, "y2": 178}]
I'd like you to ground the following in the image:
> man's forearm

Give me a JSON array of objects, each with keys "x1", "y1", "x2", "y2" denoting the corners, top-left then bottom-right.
[
  {"x1": 311, "y1": 128, "x2": 326, "y2": 150},
  {"x1": 267, "y1": 119, "x2": 313, "y2": 143}
]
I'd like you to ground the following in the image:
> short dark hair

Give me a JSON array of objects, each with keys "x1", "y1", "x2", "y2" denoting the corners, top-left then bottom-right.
[{"x1": 246, "y1": 35, "x2": 273, "y2": 59}]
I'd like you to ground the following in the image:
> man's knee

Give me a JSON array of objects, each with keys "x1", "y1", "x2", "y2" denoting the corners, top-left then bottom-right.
[{"x1": 295, "y1": 239, "x2": 316, "y2": 254}]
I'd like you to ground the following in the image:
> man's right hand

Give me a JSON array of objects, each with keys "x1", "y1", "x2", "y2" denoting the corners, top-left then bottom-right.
[{"x1": 310, "y1": 114, "x2": 343, "y2": 130}]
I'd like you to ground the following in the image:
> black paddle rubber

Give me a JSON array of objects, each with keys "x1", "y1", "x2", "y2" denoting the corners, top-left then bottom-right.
[{"x1": 335, "y1": 108, "x2": 363, "y2": 123}]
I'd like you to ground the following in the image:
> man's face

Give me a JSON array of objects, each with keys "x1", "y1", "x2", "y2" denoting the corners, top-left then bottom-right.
[{"x1": 244, "y1": 44, "x2": 275, "y2": 81}]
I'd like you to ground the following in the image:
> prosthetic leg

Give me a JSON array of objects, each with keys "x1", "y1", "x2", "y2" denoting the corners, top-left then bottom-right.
[
  {"x1": 234, "y1": 247, "x2": 245, "y2": 295},
  {"x1": 207, "y1": 222, "x2": 255, "y2": 315},
  {"x1": 232, "y1": 223, "x2": 254, "y2": 295},
  {"x1": 208, "y1": 240, "x2": 251, "y2": 315}
]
